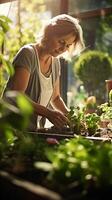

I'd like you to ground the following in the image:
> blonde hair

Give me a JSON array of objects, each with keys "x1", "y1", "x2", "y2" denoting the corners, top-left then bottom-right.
[{"x1": 38, "y1": 14, "x2": 85, "y2": 54}]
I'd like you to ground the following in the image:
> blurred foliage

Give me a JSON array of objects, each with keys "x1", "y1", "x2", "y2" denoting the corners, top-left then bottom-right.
[
  {"x1": 0, "y1": 90, "x2": 54, "y2": 179},
  {"x1": 96, "y1": 14, "x2": 112, "y2": 55},
  {"x1": 0, "y1": 91, "x2": 34, "y2": 173},
  {"x1": 74, "y1": 50, "x2": 112, "y2": 104},
  {"x1": 0, "y1": 15, "x2": 12, "y2": 48},
  {"x1": 0, "y1": 15, "x2": 14, "y2": 98},
  {"x1": 0, "y1": 91, "x2": 33, "y2": 133},
  {"x1": 70, "y1": 1, "x2": 112, "y2": 107},
  {"x1": 35, "y1": 136, "x2": 112, "y2": 199},
  {"x1": 0, "y1": 131, "x2": 50, "y2": 176},
  {"x1": 0, "y1": 0, "x2": 46, "y2": 97},
  {"x1": 5, "y1": 0, "x2": 44, "y2": 61}
]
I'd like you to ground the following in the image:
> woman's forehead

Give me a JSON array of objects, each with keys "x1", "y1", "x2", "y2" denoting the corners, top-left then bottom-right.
[{"x1": 58, "y1": 33, "x2": 76, "y2": 43}]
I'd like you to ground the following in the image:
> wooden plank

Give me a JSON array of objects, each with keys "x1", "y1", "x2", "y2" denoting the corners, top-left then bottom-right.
[
  {"x1": 71, "y1": 7, "x2": 112, "y2": 19},
  {"x1": 60, "y1": 0, "x2": 69, "y2": 14}
]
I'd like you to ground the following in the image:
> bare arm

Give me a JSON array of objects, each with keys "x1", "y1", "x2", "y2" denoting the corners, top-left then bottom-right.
[
  {"x1": 51, "y1": 77, "x2": 69, "y2": 115},
  {"x1": 9, "y1": 67, "x2": 30, "y2": 91}
]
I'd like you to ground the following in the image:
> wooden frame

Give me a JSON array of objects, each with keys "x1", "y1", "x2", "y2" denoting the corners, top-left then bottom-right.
[
  {"x1": 72, "y1": 7, "x2": 112, "y2": 19},
  {"x1": 0, "y1": 0, "x2": 15, "y2": 3}
]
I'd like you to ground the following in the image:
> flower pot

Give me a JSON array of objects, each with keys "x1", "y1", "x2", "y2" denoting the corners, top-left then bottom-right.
[{"x1": 99, "y1": 120, "x2": 110, "y2": 128}]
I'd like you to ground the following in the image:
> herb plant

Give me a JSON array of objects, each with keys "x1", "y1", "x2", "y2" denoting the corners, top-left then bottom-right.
[
  {"x1": 67, "y1": 106, "x2": 85, "y2": 134},
  {"x1": 84, "y1": 113, "x2": 100, "y2": 135}
]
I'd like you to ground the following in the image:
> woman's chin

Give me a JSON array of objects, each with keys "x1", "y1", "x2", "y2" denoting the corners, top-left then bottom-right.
[{"x1": 52, "y1": 50, "x2": 63, "y2": 57}]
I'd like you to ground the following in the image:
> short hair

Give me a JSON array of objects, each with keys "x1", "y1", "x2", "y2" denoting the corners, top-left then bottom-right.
[{"x1": 38, "y1": 14, "x2": 85, "y2": 53}]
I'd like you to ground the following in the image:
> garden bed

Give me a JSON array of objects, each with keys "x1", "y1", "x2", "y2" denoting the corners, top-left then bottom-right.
[{"x1": 34, "y1": 126, "x2": 112, "y2": 142}]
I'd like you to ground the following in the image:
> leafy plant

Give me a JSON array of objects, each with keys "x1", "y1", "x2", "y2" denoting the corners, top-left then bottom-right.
[
  {"x1": 67, "y1": 106, "x2": 85, "y2": 134},
  {"x1": 84, "y1": 113, "x2": 100, "y2": 135},
  {"x1": 0, "y1": 91, "x2": 33, "y2": 133},
  {"x1": 67, "y1": 106, "x2": 101, "y2": 135},
  {"x1": 0, "y1": 15, "x2": 12, "y2": 47},
  {"x1": 98, "y1": 102, "x2": 112, "y2": 121},
  {"x1": 109, "y1": 89, "x2": 112, "y2": 106}
]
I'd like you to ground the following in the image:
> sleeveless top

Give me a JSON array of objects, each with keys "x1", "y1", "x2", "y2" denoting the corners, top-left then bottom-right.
[
  {"x1": 37, "y1": 50, "x2": 53, "y2": 127},
  {"x1": 5, "y1": 44, "x2": 61, "y2": 131}
]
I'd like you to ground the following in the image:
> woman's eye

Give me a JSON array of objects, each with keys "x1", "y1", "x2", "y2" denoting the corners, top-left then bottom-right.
[
  {"x1": 66, "y1": 44, "x2": 70, "y2": 48},
  {"x1": 58, "y1": 40, "x2": 72, "y2": 49},
  {"x1": 59, "y1": 40, "x2": 65, "y2": 45}
]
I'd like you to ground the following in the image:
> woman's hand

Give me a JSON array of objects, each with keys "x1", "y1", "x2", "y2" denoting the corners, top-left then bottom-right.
[{"x1": 47, "y1": 109, "x2": 69, "y2": 128}]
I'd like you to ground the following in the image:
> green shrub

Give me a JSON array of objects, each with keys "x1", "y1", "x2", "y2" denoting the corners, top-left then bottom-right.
[{"x1": 74, "y1": 50, "x2": 112, "y2": 104}]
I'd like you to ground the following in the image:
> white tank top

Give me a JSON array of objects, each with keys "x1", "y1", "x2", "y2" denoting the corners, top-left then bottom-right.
[{"x1": 37, "y1": 58, "x2": 53, "y2": 126}]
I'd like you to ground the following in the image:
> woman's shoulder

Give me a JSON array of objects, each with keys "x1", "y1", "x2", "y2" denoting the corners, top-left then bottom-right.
[
  {"x1": 20, "y1": 43, "x2": 35, "y2": 54},
  {"x1": 12, "y1": 43, "x2": 38, "y2": 72},
  {"x1": 14, "y1": 44, "x2": 36, "y2": 61}
]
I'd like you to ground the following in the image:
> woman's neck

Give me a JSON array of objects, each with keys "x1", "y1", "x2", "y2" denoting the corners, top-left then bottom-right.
[
  {"x1": 35, "y1": 44, "x2": 52, "y2": 76},
  {"x1": 35, "y1": 44, "x2": 51, "y2": 63}
]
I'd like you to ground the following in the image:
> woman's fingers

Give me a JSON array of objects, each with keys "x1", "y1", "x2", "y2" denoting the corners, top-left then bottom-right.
[{"x1": 48, "y1": 110, "x2": 69, "y2": 128}]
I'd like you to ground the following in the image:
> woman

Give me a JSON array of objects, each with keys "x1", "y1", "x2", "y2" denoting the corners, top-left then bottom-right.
[{"x1": 4, "y1": 14, "x2": 84, "y2": 131}]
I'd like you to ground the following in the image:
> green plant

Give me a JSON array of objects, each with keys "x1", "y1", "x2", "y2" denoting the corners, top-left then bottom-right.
[
  {"x1": 109, "y1": 89, "x2": 112, "y2": 106},
  {"x1": 74, "y1": 50, "x2": 112, "y2": 104},
  {"x1": 35, "y1": 136, "x2": 112, "y2": 199},
  {"x1": 98, "y1": 102, "x2": 112, "y2": 121},
  {"x1": 0, "y1": 89, "x2": 53, "y2": 178},
  {"x1": 0, "y1": 91, "x2": 33, "y2": 133},
  {"x1": 67, "y1": 106, "x2": 101, "y2": 135},
  {"x1": 0, "y1": 15, "x2": 14, "y2": 98},
  {"x1": 0, "y1": 15, "x2": 12, "y2": 47},
  {"x1": 67, "y1": 106, "x2": 85, "y2": 134},
  {"x1": 84, "y1": 113, "x2": 100, "y2": 135},
  {"x1": 5, "y1": 0, "x2": 43, "y2": 60}
]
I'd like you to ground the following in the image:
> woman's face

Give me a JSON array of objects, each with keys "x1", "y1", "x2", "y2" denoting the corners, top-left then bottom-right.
[{"x1": 46, "y1": 32, "x2": 76, "y2": 57}]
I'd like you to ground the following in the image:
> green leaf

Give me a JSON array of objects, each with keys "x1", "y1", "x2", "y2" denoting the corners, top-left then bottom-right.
[{"x1": 17, "y1": 94, "x2": 33, "y2": 115}]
